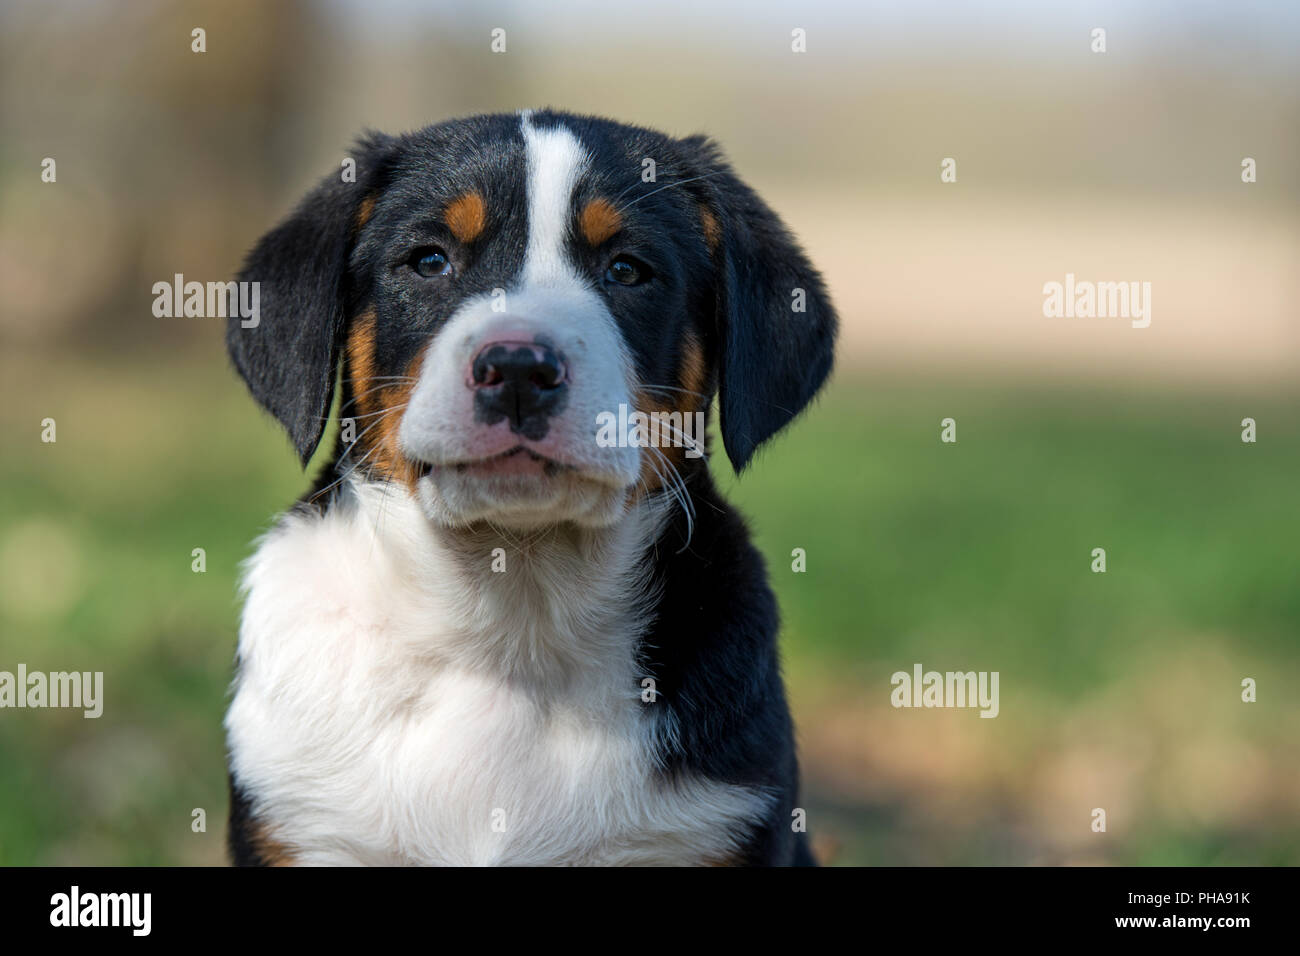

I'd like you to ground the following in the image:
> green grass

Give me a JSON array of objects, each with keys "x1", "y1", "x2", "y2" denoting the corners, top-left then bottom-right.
[
  {"x1": 723, "y1": 378, "x2": 1299, "y2": 685},
  {"x1": 0, "y1": 351, "x2": 1296, "y2": 864}
]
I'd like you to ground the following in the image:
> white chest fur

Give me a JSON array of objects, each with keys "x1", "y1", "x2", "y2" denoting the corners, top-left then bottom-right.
[{"x1": 225, "y1": 482, "x2": 770, "y2": 865}]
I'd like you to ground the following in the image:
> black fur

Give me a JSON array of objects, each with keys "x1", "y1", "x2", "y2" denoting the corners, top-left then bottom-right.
[
  {"x1": 678, "y1": 135, "x2": 837, "y2": 471},
  {"x1": 226, "y1": 779, "x2": 270, "y2": 867},
  {"x1": 226, "y1": 133, "x2": 396, "y2": 464},
  {"x1": 640, "y1": 464, "x2": 814, "y2": 865}
]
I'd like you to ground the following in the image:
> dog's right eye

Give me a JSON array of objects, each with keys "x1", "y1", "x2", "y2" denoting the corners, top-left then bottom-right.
[
  {"x1": 605, "y1": 255, "x2": 651, "y2": 287},
  {"x1": 410, "y1": 247, "x2": 453, "y2": 278}
]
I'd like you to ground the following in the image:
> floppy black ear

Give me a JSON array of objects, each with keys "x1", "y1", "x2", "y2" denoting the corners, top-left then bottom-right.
[
  {"x1": 226, "y1": 134, "x2": 394, "y2": 465},
  {"x1": 680, "y1": 136, "x2": 837, "y2": 473}
]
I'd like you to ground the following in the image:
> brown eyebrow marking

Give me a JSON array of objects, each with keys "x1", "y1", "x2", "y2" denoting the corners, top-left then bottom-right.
[
  {"x1": 356, "y1": 195, "x2": 377, "y2": 230},
  {"x1": 698, "y1": 205, "x2": 721, "y2": 253},
  {"x1": 579, "y1": 197, "x2": 623, "y2": 245},
  {"x1": 444, "y1": 191, "x2": 487, "y2": 243}
]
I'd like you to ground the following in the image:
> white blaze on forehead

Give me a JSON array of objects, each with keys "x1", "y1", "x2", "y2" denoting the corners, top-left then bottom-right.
[{"x1": 520, "y1": 113, "x2": 590, "y2": 286}]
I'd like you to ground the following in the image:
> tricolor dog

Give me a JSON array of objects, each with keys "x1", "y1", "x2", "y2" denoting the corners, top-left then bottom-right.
[{"x1": 224, "y1": 110, "x2": 836, "y2": 866}]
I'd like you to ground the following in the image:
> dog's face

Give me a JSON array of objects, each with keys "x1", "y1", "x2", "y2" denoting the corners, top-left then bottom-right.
[{"x1": 228, "y1": 110, "x2": 835, "y2": 530}]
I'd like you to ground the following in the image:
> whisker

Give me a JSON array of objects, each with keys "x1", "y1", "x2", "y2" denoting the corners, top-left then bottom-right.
[
  {"x1": 646, "y1": 445, "x2": 696, "y2": 549},
  {"x1": 371, "y1": 473, "x2": 401, "y2": 557},
  {"x1": 306, "y1": 404, "x2": 408, "y2": 502},
  {"x1": 615, "y1": 169, "x2": 728, "y2": 217},
  {"x1": 309, "y1": 441, "x2": 385, "y2": 505},
  {"x1": 643, "y1": 382, "x2": 805, "y2": 418},
  {"x1": 336, "y1": 404, "x2": 409, "y2": 423},
  {"x1": 647, "y1": 422, "x2": 708, "y2": 461},
  {"x1": 340, "y1": 381, "x2": 412, "y2": 412},
  {"x1": 485, "y1": 518, "x2": 524, "y2": 553},
  {"x1": 638, "y1": 383, "x2": 710, "y2": 400},
  {"x1": 338, "y1": 375, "x2": 418, "y2": 385},
  {"x1": 607, "y1": 166, "x2": 688, "y2": 204}
]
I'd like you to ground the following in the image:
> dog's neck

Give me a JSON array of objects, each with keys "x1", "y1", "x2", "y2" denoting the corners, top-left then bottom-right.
[{"x1": 324, "y1": 479, "x2": 671, "y2": 692}]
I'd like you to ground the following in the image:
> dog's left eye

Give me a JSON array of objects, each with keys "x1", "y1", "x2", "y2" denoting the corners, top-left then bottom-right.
[{"x1": 410, "y1": 247, "x2": 453, "y2": 277}]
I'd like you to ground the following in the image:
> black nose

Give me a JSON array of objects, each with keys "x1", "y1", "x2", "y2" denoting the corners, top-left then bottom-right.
[{"x1": 469, "y1": 341, "x2": 568, "y2": 440}]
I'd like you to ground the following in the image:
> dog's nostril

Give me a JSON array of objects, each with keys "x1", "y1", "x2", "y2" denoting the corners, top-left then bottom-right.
[
  {"x1": 529, "y1": 358, "x2": 564, "y2": 389},
  {"x1": 474, "y1": 361, "x2": 505, "y2": 387}
]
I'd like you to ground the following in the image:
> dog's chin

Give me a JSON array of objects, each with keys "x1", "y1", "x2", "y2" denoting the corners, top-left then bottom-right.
[{"x1": 414, "y1": 456, "x2": 632, "y2": 531}]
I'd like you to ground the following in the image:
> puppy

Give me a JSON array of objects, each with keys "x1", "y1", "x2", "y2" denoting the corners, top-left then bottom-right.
[{"x1": 224, "y1": 109, "x2": 836, "y2": 866}]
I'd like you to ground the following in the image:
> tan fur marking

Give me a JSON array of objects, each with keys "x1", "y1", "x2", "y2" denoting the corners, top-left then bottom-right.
[
  {"x1": 679, "y1": 333, "x2": 708, "y2": 402},
  {"x1": 699, "y1": 205, "x2": 721, "y2": 253},
  {"x1": 249, "y1": 819, "x2": 297, "y2": 866},
  {"x1": 345, "y1": 310, "x2": 422, "y2": 488},
  {"x1": 634, "y1": 390, "x2": 672, "y2": 493},
  {"x1": 370, "y1": 351, "x2": 425, "y2": 489},
  {"x1": 444, "y1": 192, "x2": 487, "y2": 243},
  {"x1": 579, "y1": 197, "x2": 623, "y2": 246},
  {"x1": 357, "y1": 195, "x2": 377, "y2": 230},
  {"x1": 346, "y1": 309, "x2": 379, "y2": 417},
  {"x1": 633, "y1": 333, "x2": 710, "y2": 493}
]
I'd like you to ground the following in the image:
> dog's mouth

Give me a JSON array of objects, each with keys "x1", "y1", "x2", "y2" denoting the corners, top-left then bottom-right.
[
  {"x1": 414, "y1": 445, "x2": 630, "y2": 491},
  {"x1": 426, "y1": 446, "x2": 573, "y2": 480},
  {"x1": 407, "y1": 443, "x2": 636, "y2": 530}
]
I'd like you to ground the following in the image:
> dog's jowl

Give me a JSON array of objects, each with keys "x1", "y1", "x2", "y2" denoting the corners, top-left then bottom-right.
[{"x1": 224, "y1": 110, "x2": 836, "y2": 866}]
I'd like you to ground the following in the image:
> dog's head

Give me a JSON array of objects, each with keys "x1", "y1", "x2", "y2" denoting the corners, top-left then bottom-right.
[{"x1": 228, "y1": 110, "x2": 836, "y2": 530}]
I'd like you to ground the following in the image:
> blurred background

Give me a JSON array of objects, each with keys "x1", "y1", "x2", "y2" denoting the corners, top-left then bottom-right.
[{"x1": 1, "y1": 0, "x2": 1297, "y2": 865}]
